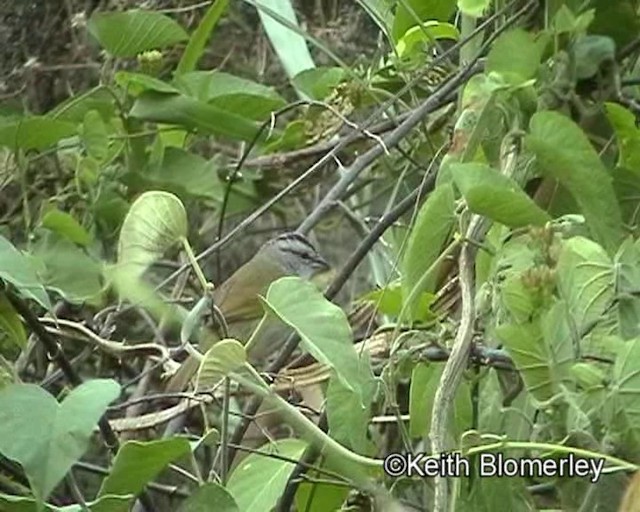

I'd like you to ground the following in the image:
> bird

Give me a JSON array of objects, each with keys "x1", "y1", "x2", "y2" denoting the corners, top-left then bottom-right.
[{"x1": 165, "y1": 231, "x2": 331, "y2": 392}]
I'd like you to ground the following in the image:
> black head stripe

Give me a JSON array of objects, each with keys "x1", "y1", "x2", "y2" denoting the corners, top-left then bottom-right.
[{"x1": 263, "y1": 232, "x2": 329, "y2": 270}]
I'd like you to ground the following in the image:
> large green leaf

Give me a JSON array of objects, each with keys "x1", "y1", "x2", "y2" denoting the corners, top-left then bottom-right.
[
  {"x1": 33, "y1": 234, "x2": 104, "y2": 305},
  {"x1": 129, "y1": 147, "x2": 221, "y2": 202},
  {"x1": 612, "y1": 338, "x2": 640, "y2": 432},
  {"x1": 262, "y1": 277, "x2": 376, "y2": 408},
  {"x1": 117, "y1": 190, "x2": 187, "y2": 278},
  {"x1": 486, "y1": 29, "x2": 543, "y2": 84},
  {"x1": 396, "y1": 22, "x2": 460, "y2": 58},
  {"x1": 40, "y1": 209, "x2": 92, "y2": 247},
  {"x1": 49, "y1": 87, "x2": 116, "y2": 124},
  {"x1": 451, "y1": 162, "x2": 551, "y2": 227},
  {"x1": 177, "y1": 482, "x2": 238, "y2": 512},
  {"x1": 0, "y1": 380, "x2": 120, "y2": 504},
  {"x1": 391, "y1": 0, "x2": 457, "y2": 41},
  {"x1": 252, "y1": 0, "x2": 315, "y2": 81},
  {"x1": 573, "y1": 35, "x2": 615, "y2": 81},
  {"x1": 0, "y1": 494, "x2": 132, "y2": 512},
  {"x1": 88, "y1": 9, "x2": 188, "y2": 57},
  {"x1": 99, "y1": 438, "x2": 190, "y2": 498},
  {"x1": 497, "y1": 304, "x2": 573, "y2": 403},
  {"x1": 605, "y1": 102, "x2": 640, "y2": 174},
  {"x1": 362, "y1": 282, "x2": 436, "y2": 322},
  {"x1": 80, "y1": 110, "x2": 109, "y2": 162},
  {"x1": 196, "y1": 339, "x2": 247, "y2": 391},
  {"x1": 291, "y1": 67, "x2": 347, "y2": 100},
  {"x1": 174, "y1": 71, "x2": 286, "y2": 121},
  {"x1": 614, "y1": 239, "x2": 640, "y2": 339},
  {"x1": 589, "y1": 0, "x2": 640, "y2": 48},
  {"x1": 176, "y1": 0, "x2": 231, "y2": 75},
  {"x1": 0, "y1": 235, "x2": 51, "y2": 310},
  {"x1": 295, "y1": 479, "x2": 349, "y2": 512},
  {"x1": 556, "y1": 237, "x2": 615, "y2": 336},
  {"x1": 526, "y1": 111, "x2": 623, "y2": 254},
  {"x1": 402, "y1": 183, "x2": 456, "y2": 319},
  {"x1": 227, "y1": 438, "x2": 307, "y2": 512},
  {"x1": 326, "y1": 372, "x2": 375, "y2": 455},
  {"x1": 0, "y1": 117, "x2": 76, "y2": 151},
  {"x1": 129, "y1": 92, "x2": 262, "y2": 142},
  {"x1": 461, "y1": 475, "x2": 535, "y2": 511}
]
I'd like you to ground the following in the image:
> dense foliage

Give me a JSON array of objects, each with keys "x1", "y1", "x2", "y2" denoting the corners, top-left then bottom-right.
[{"x1": 2, "y1": 0, "x2": 640, "y2": 511}]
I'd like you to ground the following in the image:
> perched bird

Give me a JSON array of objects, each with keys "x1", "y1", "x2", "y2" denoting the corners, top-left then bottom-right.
[{"x1": 165, "y1": 231, "x2": 330, "y2": 392}]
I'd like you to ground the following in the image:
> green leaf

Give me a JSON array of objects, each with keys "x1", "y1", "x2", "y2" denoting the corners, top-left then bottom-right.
[
  {"x1": 262, "y1": 277, "x2": 376, "y2": 408},
  {"x1": 117, "y1": 190, "x2": 187, "y2": 278},
  {"x1": 451, "y1": 163, "x2": 551, "y2": 227},
  {"x1": 461, "y1": 475, "x2": 535, "y2": 511},
  {"x1": 196, "y1": 339, "x2": 247, "y2": 391},
  {"x1": 114, "y1": 71, "x2": 180, "y2": 96},
  {"x1": 402, "y1": 184, "x2": 455, "y2": 318},
  {"x1": 40, "y1": 209, "x2": 92, "y2": 247},
  {"x1": 0, "y1": 493, "x2": 133, "y2": 512},
  {"x1": 497, "y1": 303, "x2": 573, "y2": 403},
  {"x1": 526, "y1": 111, "x2": 623, "y2": 254},
  {"x1": 129, "y1": 147, "x2": 221, "y2": 202},
  {"x1": 552, "y1": 5, "x2": 595, "y2": 35},
  {"x1": 409, "y1": 363, "x2": 471, "y2": 438},
  {"x1": 80, "y1": 110, "x2": 109, "y2": 162},
  {"x1": 396, "y1": 22, "x2": 460, "y2": 58},
  {"x1": 486, "y1": 29, "x2": 543, "y2": 84},
  {"x1": 253, "y1": 0, "x2": 315, "y2": 82},
  {"x1": 614, "y1": 238, "x2": 640, "y2": 339},
  {"x1": 613, "y1": 338, "x2": 640, "y2": 433},
  {"x1": 0, "y1": 117, "x2": 76, "y2": 151},
  {"x1": 326, "y1": 372, "x2": 375, "y2": 455},
  {"x1": 176, "y1": 0, "x2": 230, "y2": 75},
  {"x1": 500, "y1": 273, "x2": 540, "y2": 323},
  {"x1": 174, "y1": 71, "x2": 286, "y2": 121},
  {"x1": 496, "y1": 321, "x2": 553, "y2": 402},
  {"x1": 589, "y1": 0, "x2": 639, "y2": 48},
  {"x1": 227, "y1": 438, "x2": 307, "y2": 511},
  {"x1": 296, "y1": 479, "x2": 349, "y2": 512},
  {"x1": 0, "y1": 380, "x2": 120, "y2": 504},
  {"x1": 106, "y1": 265, "x2": 177, "y2": 323},
  {"x1": 605, "y1": 102, "x2": 640, "y2": 174},
  {"x1": 556, "y1": 237, "x2": 615, "y2": 336},
  {"x1": 88, "y1": 9, "x2": 188, "y2": 57},
  {"x1": 98, "y1": 438, "x2": 190, "y2": 498},
  {"x1": 49, "y1": 87, "x2": 116, "y2": 124},
  {"x1": 362, "y1": 283, "x2": 436, "y2": 322},
  {"x1": 0, "y1": 235, "x2": 51, "y2": 310},
  {"x1": 570, "y1": 362, "x2": 605, "y2": 389},
  {"x1": 32, "y1": 234, "x2": 104, "y2": 305},
  {"x1": 0, "y1": 292, "x2": 26, "y2": 349},
  {"x1": 573, "y1": 35, "x2": 615, "y2": 80},
  {"x1": 391, "y1": 0, "x2": 456, "y2": 42},
  {"x1": 291, "y1": 67, "x2": 346, "y2": 100},
  {"x1": 177, "y1": 482, "x2": 238, "y2": 512},
  {"x1": 129, "y1": 91, "x2": 262, "y2": 142},
  {"x1": 458, "y1": 0, "x2": 492, "y2": 18}
]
